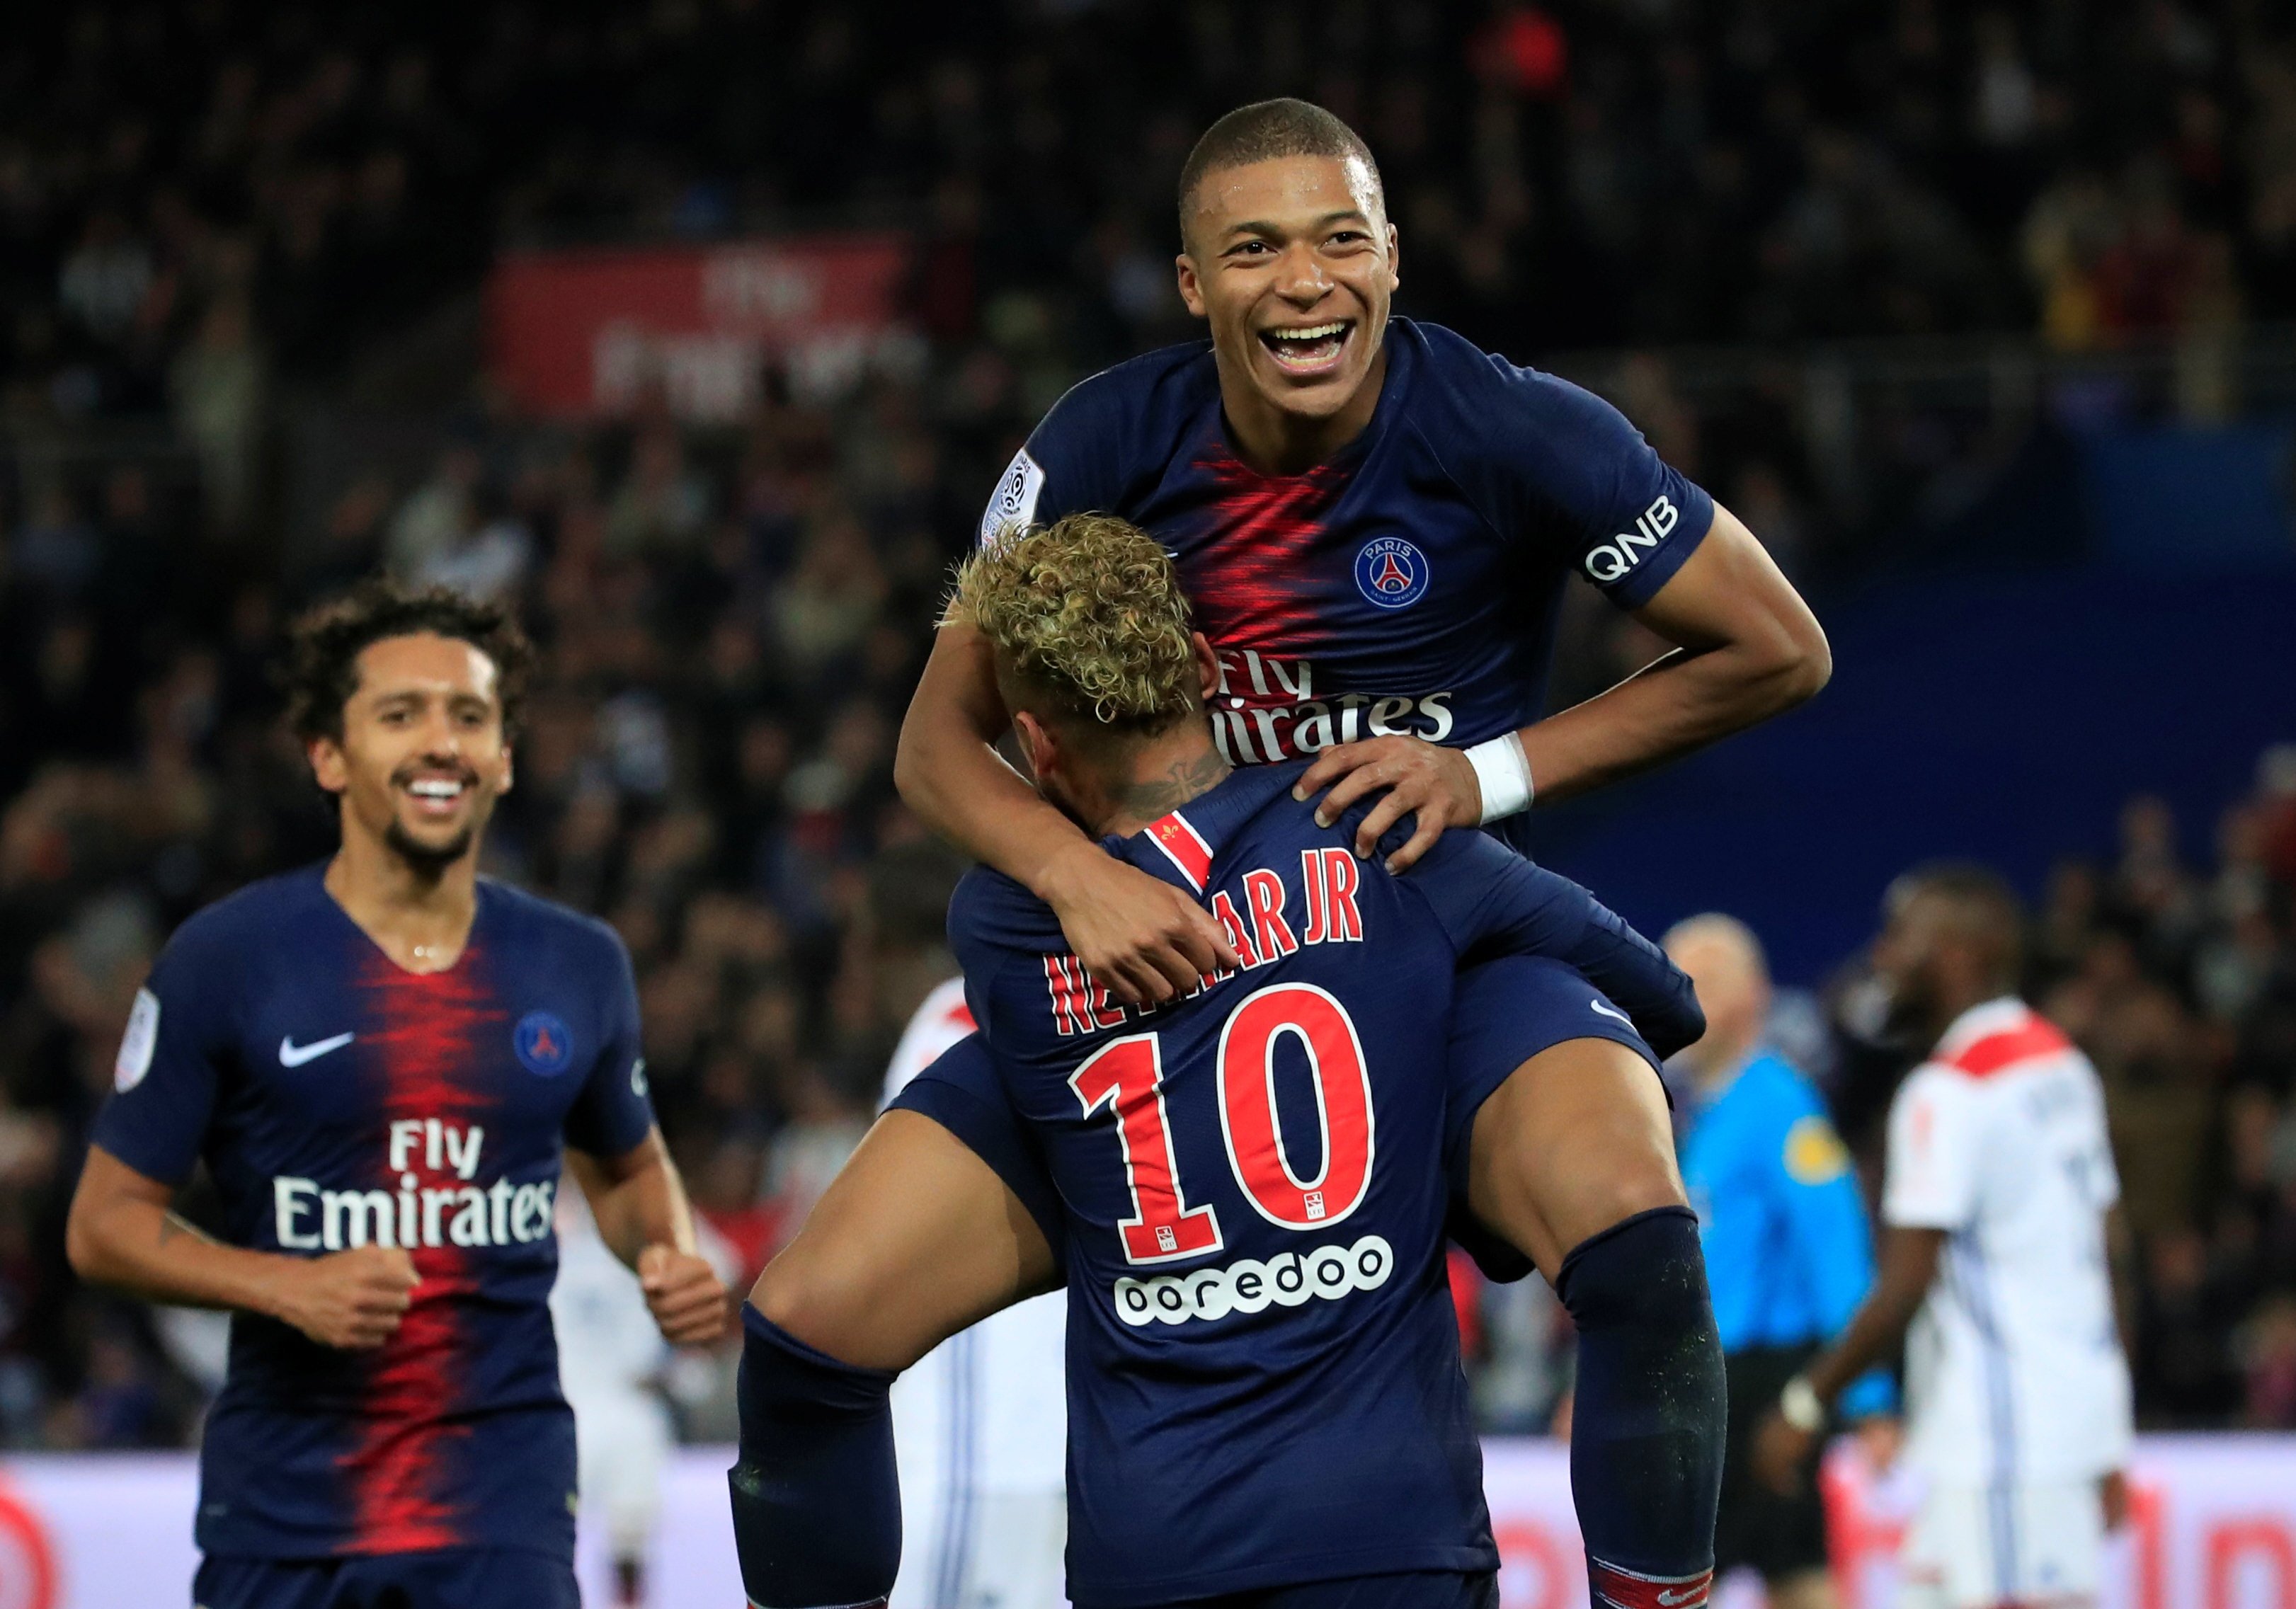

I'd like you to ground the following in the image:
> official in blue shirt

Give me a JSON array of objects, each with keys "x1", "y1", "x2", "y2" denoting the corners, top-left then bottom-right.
[{"x1": 1664, "y1": 915, "x2": 1892, "y2": 1609}]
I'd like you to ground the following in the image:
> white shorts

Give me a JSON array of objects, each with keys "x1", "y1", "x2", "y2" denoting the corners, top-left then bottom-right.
[
  {"x1": 890, "y1": 1489, "x2": 1067, "y2": 1609},
  {"x1": 1897, "y1": 1479, "x2": 2104, "y2": 1609},
  {"x1": 569, "y1": 1387, "x2": 673, "y2": 1554}
]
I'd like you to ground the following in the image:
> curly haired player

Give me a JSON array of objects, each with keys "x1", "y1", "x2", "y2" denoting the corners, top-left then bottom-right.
[{"x1": 67, "y1": 582, "x2": 727, "y2": 1609}]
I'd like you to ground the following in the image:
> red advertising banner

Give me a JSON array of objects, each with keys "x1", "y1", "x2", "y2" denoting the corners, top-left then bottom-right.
[
  {"x1": 5, "y1": 1439, "x2": 2296, "y2": 1606},
  {"x1": 486, "y1": 233, "x2": 914, "y2": 421}
]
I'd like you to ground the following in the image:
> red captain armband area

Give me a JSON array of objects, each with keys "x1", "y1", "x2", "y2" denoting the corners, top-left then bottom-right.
[
  {"x1": 1946, "y1": 1017, "x2": 2072, "y2": 1078},
  {"x1": 1590, "y1": 1560, "x2": 1713, "y2": 1609},
  {"x1": 1041, "y1": 848, "x2": 1367, "y2": 1038}
]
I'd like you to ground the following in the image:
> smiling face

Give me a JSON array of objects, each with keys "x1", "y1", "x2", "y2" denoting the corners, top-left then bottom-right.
[
  {"x1": 1175, "y1": 152, "x2": 1399, "y2": 447},
  {"x1": 308, "y1": 632, "x2": 513, "y2": 874}
]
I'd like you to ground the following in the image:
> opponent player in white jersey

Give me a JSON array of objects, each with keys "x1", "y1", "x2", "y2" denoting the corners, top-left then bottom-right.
[
  {"x1": 552, "y1": 1184, "x2": 675, "y2": 1607},
  {"x1": 1752, "y1": 865, "x2": 2132, "y2": 1609},
  {"x1": 881, "y1": 977, "x2": 1069, "y2": 1609}
]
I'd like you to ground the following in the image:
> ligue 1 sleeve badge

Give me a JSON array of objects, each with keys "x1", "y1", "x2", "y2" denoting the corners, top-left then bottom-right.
[
  {"x1": 513, "y1": 1010, "x2": 575, "y2": 1077},
  {"x1": 1354, "y1": 536, "x2": 1429, "y2": 609}
]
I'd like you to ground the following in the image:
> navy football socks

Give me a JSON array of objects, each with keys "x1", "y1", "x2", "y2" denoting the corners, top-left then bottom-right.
[
  {"x1": 728, "y1": 1305, "x2": 901, "y2": 1609},
  {"x1": 1555, "y1": 1206, "x2": 1725, "y2": 1609}
]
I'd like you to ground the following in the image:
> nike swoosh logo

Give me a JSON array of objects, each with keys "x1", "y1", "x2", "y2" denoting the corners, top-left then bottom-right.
[
  {"x1": 279, "y1": 1032, "x2": 355, "y2": 1067},
  {"x1": 1656, "y1": 1591, "x2": 1706, "y2": 1608},
  {"x1": 1589, "y1": 999, "x2": 1634, "y2": 1026}
]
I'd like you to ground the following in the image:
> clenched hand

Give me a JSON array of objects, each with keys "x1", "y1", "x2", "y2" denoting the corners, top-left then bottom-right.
[
  {"x1": 1293, "y1": 735, "x2": 1483, "y2": 871},
  {"x1": 277, "y1": 1244, "x2": 421, "y2": 1349},
  {"x1": 1041, "y1": 842, "x2": 1241, "y2": 1006},
  {"x1": 638, "y1": 1244, "x2": 730, "y2": 1346}
]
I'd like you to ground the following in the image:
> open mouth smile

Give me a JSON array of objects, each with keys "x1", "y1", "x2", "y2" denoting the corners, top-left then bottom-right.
[
  {"x1": 1257, "y1": 320, "x2": 1354, "y2": 374},
  {"x1": 401, "y1": 775, "x2": 474, "y2": 818}
]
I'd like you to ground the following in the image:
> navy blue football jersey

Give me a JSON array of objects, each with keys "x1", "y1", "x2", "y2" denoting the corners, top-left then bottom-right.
[
  {"x1": 947, "y1": 762, "x2": 1698, "y2": 1605},
  {"x1": 91, "y1": 865, "x2": 656, "y2": 1562},
  {"x1": 978, "y1": 317, "x2": 1715, "y2": 845}
]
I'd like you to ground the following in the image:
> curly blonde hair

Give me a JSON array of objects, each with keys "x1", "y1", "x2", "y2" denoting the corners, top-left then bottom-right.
[{"x1": 949, "y1": 513, "x2": 1199, "y2": 735}]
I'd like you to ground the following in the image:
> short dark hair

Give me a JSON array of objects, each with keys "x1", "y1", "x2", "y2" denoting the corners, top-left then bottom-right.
[
  {"x1": 1176, "y1": 98, "x2": 1383, "y2": 241},
  {"x1": 283, "y1": 579, "x2": 534, "y2": 745},
  {"x1": 1890, "y1": 860, "x2": 2028, "y2": 983}
]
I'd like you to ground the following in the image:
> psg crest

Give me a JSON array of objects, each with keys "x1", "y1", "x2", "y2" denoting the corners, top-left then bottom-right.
[
  {"x1": 1354, "y1": 537, "x2": 1429, "y2": 609},
  {"x1": 513, "y1": 1010, "x2": 574, "y2": 1077}
]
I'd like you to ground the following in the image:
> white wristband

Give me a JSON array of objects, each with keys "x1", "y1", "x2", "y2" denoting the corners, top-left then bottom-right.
[
  {"x1": 1463, "y1": 733, "x2": 1535, "y2": 823},
  {"x1": 1778, "y1": 1374, "x2": 1826, "y2": 1433}
]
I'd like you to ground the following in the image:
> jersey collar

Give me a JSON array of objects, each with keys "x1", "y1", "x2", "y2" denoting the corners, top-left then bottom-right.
[
  {"x1": 1109, "y1": 760, "x2": 1308, "y2": 895},
  {"x1": 1929, "y1": 995, "x2": 2032, "y2": 1062}
]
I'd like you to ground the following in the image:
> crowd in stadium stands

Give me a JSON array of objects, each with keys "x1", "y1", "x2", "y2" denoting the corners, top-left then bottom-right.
[
  {"x1": 0, "y1": 0, "x2": 2293, "y2": 1449},
  {"x1": 4, "y1": 0, "x2": 2296, "y2": 427}
]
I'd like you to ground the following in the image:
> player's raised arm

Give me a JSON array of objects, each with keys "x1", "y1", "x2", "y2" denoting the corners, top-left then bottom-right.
[
  {"x1": 1521, "y1": 503, "x2": 1829, "y2": 804},
  {"x1": 896, "y1": 592, "x2": 1240, "y2": 1007},
  {"x1": 68, "y1": 1147, "x2": 419, "y2": 1350}
]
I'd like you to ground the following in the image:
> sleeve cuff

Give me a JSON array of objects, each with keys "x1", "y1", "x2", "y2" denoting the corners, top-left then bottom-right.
[{"x1": 1599, "y1": 483, "x2": 1713, "y2": 610}]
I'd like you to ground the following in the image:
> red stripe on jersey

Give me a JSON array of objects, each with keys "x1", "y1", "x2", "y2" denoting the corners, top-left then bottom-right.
[
  {"x1": 1590, "y1": 1560, "x2": 1713, "y2": 1609},
  {"x1": 1144, "y1": 812, "x2": 1213, "y2": 893},
  {"x1": 944, "y1": 999, "x2": 976, "y2": 1033},
  {"x1": 1190, "y1": 456, "x2": 1349, "y2": 655},
  {"x1": 1947, "y1": 1017, "x2": 2072, "y2": 1078},
  {"x1": 340, "y1": 950, "x2": 503, "y2": 1554}
]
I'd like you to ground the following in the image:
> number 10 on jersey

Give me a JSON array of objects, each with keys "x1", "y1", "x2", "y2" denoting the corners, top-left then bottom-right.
[{"x1": 1068, "y1": 983, "x2": 1376, "y2": 1266}]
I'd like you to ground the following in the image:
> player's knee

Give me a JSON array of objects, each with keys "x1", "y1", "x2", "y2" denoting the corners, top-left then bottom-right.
[
  {"x1": 1563, "y1": 1143, "x2": 1689, "y2": 1246},
  {"x1": 748, "y1": 1249, "x2": 887, "y2": 1370},
  {"x1": 1558, "y1": 1205, "x2": 1715, "y2": 1341}
]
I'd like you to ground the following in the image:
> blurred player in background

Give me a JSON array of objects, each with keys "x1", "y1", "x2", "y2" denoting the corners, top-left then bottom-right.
[
  {"x1": 891, "y1": 96, "x2": 1834, "y2": 1602},
  {"x1": 1753, "y1": 866, "x2": 2133, "y2": 1609},
  {"x1": 1663, "y1": 915, "x2": 1890, "y2": 1609},
  {"x1": 64, "y1": 583, "x2": 728, "y2": 1609},
  {"x1": 553, "y1": 1178, "x2": 742, "y2": 1607},
  {"x1": 881, "y1": 975, "x2": 1068, "y2": 1609},
  {"x1": 552, "y1": 1183, "x2": 672, "y2": 1608}
]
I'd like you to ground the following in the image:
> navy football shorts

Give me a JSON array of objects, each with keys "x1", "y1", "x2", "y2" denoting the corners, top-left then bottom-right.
[
  {"x1": 191, "y1": 1547, "x2": 580, "y2": 1609},
  {"x1": 1079, "y1": 1569, "x2": 1500, "y2": 1609},
  {"x1": 889, "y1": 954, "x2": 1660, "y2": 1278}
]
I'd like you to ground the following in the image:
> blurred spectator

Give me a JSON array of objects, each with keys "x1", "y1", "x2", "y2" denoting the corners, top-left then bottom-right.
[
  {"x1": 3, "y1": 3, "x2": 2295, "y2": 419},
  {"x1": 168, "y1": 298, "x2": 265, "y2": 539}
]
